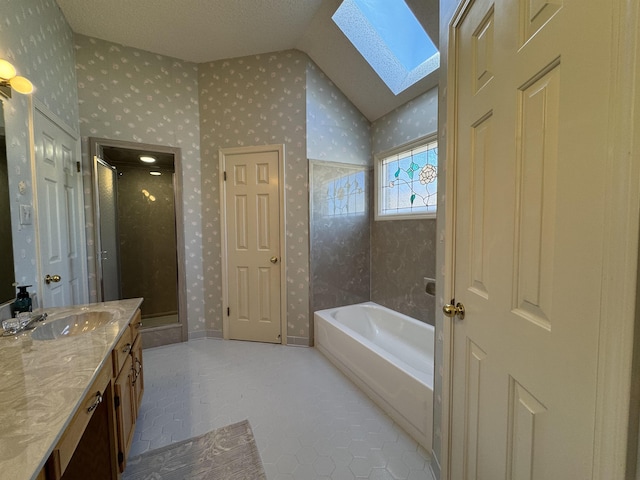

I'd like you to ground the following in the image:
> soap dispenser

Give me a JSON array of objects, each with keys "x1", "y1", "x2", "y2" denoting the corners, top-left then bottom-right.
[{"x1": 10, "y1": 285, "x2": 32, "y2": 317}]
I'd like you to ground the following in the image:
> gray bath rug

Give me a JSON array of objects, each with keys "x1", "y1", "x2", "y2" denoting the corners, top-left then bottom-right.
[{"x1": 122, "y1": 420, "x2": 266, "y2": 480}]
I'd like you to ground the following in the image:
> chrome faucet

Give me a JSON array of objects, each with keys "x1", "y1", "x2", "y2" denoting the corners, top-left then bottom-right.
[
  {"x1": 22, "y1": 312, "x2": 47, "y2": 330},
  {"x1": 1, "y1": 312, "x2": 47, "y2": 336}
]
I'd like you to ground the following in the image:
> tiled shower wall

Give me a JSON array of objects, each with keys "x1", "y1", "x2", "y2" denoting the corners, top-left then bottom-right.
[
  {"x1": 115, "y1": 164, "x2": 178, "y2": 318},
  {"x1": 371, "y1": 88, "x2": 439, "y2": 325}
]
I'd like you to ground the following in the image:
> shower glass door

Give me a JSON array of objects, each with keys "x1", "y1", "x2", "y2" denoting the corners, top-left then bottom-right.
[{"x1": 95, "y1": 157, "x2": 122, "y2": 301}]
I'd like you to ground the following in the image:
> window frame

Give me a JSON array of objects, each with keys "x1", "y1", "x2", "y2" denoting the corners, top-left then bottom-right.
[{"x1": 374, "y1": 134, "x2": 438, "y2": 221}]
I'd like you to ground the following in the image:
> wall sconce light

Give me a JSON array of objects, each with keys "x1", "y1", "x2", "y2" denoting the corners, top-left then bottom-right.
[{"x1": 0, "y1": 59, "x2": 34, "y2": 99}]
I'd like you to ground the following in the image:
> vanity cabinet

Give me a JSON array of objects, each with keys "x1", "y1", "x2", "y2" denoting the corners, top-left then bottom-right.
[
  {"x1": 45, "y1": 357, "x2": 116, "y2": 480},
  {"x1": 40, "y1": 307, "x2": 144, "y2": 479},
  {"x1": 112, "y1": 309, "x2": 144, "y2": 473}
]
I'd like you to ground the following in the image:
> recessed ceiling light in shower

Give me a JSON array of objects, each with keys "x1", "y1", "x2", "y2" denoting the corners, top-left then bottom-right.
[
  {"x1": 140, "y1": 155, "x2": 156, "y2": 163},
  {"x1": 149, "y1": 171, "x2": 162, "y2": 176}
]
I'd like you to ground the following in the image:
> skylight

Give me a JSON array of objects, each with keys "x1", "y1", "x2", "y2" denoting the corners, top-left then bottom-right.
[{"x1": 332, "y1": 0, "x2": 439, "y2": 95}]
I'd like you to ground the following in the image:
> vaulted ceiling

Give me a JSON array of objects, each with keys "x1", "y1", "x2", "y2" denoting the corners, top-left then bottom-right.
[{"x1": 55, "y1": 0, "x2": 438, "y2": 122}]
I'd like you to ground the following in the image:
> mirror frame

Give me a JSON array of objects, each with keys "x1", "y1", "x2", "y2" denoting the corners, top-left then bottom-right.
[{"x1": 0, "y1": 95, "x2": 17, "y2": 310}]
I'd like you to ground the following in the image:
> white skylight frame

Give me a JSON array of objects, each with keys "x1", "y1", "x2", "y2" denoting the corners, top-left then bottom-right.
[{"x1": 332, "y1": 0, "x2": 440, "y2": 95}]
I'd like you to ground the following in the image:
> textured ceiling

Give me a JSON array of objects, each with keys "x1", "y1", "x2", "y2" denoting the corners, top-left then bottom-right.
[{"x1": 55, "y1": 0, "x2": 438, "y2": 121}]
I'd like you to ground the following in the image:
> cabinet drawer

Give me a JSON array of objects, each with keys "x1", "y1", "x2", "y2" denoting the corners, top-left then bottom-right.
[
  {"x1": 47, "y1": 360, "x2": 112, "y2": 479},
  {"x1": 129, "y1": 309, "x2": 143, "y2": 342},
  {"x1": 112, "y1": 327, "x2": 133, "y2": 376}
]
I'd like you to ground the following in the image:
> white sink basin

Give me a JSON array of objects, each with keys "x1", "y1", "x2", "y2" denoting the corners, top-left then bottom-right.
[{"x1": 31, "y1": 311, "x2": 115, "y2": 340}]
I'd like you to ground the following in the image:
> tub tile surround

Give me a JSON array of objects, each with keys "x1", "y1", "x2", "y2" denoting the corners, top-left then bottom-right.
[
  {"x1": 370, "y1": 219, "x2": 437, "y2": 325},
  {"x1": 369, "y1": 90, "x2": 439, "y2": 326},
  {"x1": 131, "y1": 339, "x2": 436, "y2": 480},
  {"x1": 0, "y1": 298, "x2": 143, "y2": 480},
  {"x1": 310, "y1": 162, "x2": 372, "y2": 323}
]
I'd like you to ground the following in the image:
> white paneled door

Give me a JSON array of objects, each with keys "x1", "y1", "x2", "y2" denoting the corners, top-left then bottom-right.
[
  {"x1": 33, "y1": 106, "x2": 86, "y2": 308},
  {"x1": 449, "y1": 0, "x2": 613, "y2": 478},
  {"x1": 221, "y1": 146, "x2": 283, "y2": 344}
]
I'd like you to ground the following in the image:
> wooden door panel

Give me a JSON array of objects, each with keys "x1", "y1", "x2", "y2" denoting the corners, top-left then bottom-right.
[
  {"x1": 34, "y1": 108, "x2": 84, "y2": 307},
  {"x1": 224, "y1": 148, "x2": 282, "y2": 343},
  {"x1": 450, "y1": 0, "x2": 612, "y2": 477},
  {"x1": 513, "y1": 62, "x2": 560, "y2": 330}
]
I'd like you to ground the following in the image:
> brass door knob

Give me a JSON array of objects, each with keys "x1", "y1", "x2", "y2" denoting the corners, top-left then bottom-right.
[
  {"x1": 270, "y1": 256, "x2": 278, "y2": 264},
  {"x1": 45, "y1": 274, "x2": 61, "y2": 284},
  {"x1": 443, "y1": 302, "x2": 465, "y2": 320}
]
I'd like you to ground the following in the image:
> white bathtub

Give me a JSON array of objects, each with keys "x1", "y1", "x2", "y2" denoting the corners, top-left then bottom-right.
[{"x1": 314, "y1": 302, "x2": 434, "y2": 452}]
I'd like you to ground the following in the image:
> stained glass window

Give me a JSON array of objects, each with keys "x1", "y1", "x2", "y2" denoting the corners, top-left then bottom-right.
[{"x1": 377, "y1": 138, "x2": 437, "y2": 219}]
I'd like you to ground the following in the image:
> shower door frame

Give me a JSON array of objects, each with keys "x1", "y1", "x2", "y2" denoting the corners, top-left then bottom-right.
[{"x1": 89, "y1": 137, "x2": 188, "y2": 343}]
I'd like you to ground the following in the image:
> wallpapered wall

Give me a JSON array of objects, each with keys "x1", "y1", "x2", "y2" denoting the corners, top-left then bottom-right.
[
  {"x1": 73, "y1": 35, "x2": 205, "y2": 335},
  {"x1": 0, "y1": 0, "x2": 80, "y2": 300},
  {"x1": 306, "y1": 62, "x2": 372, "y2": 337},
  {"x1": 198, "y1": 50, "x2": 311, "y2": 344},
  {"x1": 306, "y1": 62, "x2": 371, "y2": 166},
  {"x1": 1, "y1": 0, "x2": 440, "y2": 347},
  {"x1": 370, "y1": 89, "x2": 439, "y2": 325}
]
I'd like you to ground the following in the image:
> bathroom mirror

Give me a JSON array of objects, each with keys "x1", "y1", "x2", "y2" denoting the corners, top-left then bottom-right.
[{"x1": 0, "y1": 100, "x2": 17, "y2": 304}]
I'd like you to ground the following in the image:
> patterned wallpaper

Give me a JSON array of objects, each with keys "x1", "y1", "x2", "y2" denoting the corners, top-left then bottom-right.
[
  {"x1": 372, "y1": 88, "x2": 439, "y2": 156},
  {"x1": 73, "y1": 35, "x2": 205, "y2": 335},
  {"x1": 199, "y1": 50, "x2": 310, "y2": 344},
  {"x1": 306, "y1": 62, "x2": 371, "y2": 166},
  {"x1": 0, "y1": 0, "x2": 80, "y2": 307}
]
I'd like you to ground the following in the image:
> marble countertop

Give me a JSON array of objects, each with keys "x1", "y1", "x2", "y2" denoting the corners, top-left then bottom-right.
[{"x1": 0, "y1": 298, "x2": 143, "y2": 480}]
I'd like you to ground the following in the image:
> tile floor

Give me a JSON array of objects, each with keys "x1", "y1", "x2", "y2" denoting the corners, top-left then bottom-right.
[{"x1": 129, "y1": 338, "x2": 436, "y2": 480}]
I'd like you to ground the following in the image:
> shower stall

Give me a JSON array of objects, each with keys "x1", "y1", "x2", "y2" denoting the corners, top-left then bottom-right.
[{"x1": 90, "y1": 138, "x2": 187, "y2": 346}]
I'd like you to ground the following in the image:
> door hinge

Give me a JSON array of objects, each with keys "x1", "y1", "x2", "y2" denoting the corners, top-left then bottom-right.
[
  {"x1": 223, "y1": 171, "x2": 227, "y2": 181},
  {"x1": 114, "y1": 395, "x2": 120, "y2": 408},
  {"x1": 76, "y1": 161, "x2": 81, "y2": 173},
  {"x1": 227, "y1": 307, "x2": 230, "y2": 316}
]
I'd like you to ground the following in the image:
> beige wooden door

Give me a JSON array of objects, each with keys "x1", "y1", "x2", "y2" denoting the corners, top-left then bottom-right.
[
  {"x1": 221, "y1": 146, "x2": 282, "y2": 343},
  {"x1": 449, "y1": 0, "x2": 613, "y2": 477},
  {"x1": 34, "y1": 107, "x2": 85, "y2": 307}
]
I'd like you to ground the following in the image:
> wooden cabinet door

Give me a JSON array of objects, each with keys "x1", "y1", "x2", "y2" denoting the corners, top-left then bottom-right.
[{"x1": 113, "y1": 354, "x2": 135, "y2": 472}]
